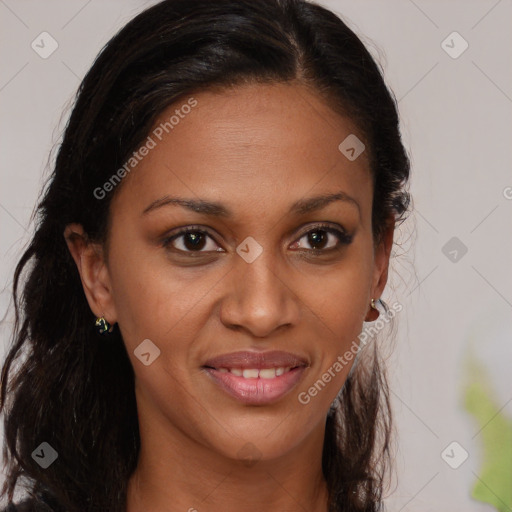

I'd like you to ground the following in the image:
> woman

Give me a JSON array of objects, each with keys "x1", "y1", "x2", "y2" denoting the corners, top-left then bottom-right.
[{"x1": 0, "y1": 0, "x2": 410, "y2": 510}]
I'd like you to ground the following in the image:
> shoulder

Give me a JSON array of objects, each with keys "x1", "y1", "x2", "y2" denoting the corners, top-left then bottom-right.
[
  {"x1": 2, "y1": 500, "x2": 32, "y2": 511},
  {"x1": 2, "y1": 498, "x2": 54, "y2": 512}
]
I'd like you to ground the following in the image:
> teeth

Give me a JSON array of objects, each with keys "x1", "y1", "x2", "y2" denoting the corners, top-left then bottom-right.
[
  {"x1": 242, "y1": 368, "x2": 259, "y2": 378},
  {"x1": 259, "y1": 368, "x2": 276, "y2": 379},
  {"x1": 215, "y1": 367, "x2": 293, "y2": 378}
]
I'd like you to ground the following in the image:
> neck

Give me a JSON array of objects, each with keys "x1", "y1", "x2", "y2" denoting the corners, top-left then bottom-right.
[{"x1": 126, "y1": 402, "x2": 330, "y2": 512}]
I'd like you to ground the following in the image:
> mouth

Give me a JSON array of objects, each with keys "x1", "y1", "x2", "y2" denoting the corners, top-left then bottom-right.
[
  {"x1": 202, "y1": 350, "x2": 309, "y2": 405},
  {"x1": 204, "y1": 366, "x2": 298, "y2": 378}
]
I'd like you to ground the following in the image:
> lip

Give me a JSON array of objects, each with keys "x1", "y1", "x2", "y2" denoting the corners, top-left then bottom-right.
[
  {"x1": 202, "y1": 350, "x2": 309, "y2": 405},
  {"x1": 203, "y1": 366, "x2": 307, "y2": 405},
  {"x1": 203, "y1": 350, "x2": 308, "y2": 370}
]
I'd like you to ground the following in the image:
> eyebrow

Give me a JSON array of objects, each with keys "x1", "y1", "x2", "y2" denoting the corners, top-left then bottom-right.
[{"x1": 142, "y1": 190, "x2": 361, "y2": 219}]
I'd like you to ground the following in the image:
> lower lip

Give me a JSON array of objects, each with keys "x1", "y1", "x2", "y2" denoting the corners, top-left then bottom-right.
[{"x1": 203, "y1": 366, "x2": 306, "y2": 405}]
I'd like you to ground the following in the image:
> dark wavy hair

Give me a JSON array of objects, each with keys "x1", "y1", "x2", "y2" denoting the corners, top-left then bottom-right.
[{"x1": 0, "y1": 0, "x2": 411, "y2": 511}]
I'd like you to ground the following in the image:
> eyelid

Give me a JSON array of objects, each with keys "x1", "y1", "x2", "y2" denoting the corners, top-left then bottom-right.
[
  {"x1": 295, "y1": 222, "x2": 350, "y2": 240},
  {"x1": 292, "y1": 222, "x2": 353, "y2": 251},
  {"x1": 162, "y1": 225, "x2": 223, "y2": 250}
]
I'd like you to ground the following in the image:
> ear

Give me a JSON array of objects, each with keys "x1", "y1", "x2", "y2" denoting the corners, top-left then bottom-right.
[
  {"x1": 63, "y1": 223, "x2": 117, "y2": 324},
  {"x1": 364, "y1": 216, "x2": 394, "y2": 322}
]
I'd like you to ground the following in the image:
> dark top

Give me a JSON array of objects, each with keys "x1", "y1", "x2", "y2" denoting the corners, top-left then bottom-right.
[
  {"x1": 3, "y1": 498, "x2": 54, "y2": 511},
  {"x1": 4, "y1": 501, "x2": 32, "y2": 511}
]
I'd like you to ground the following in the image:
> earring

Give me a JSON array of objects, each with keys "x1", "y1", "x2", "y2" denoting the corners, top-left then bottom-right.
[
  {"x1": 365, "y1": 298, "x2": 380, "y2": 321},
  {"x1": 95, "y1": 316, "x2": 114, "y2": 335}
]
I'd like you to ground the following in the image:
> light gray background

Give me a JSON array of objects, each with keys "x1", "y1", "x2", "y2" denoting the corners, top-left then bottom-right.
[{"x1": 1, "y1": 1, "x2": 511, "y2": 510}]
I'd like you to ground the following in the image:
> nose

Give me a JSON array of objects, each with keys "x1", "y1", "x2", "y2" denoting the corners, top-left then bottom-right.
[{"x1": 219, "y1": 246, "x2": 301, "y2": 338}]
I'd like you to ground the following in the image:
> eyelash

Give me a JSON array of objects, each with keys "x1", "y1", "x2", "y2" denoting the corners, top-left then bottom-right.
[{"x1": 162, "y1": 223, "x2": 353, "y2": 256}]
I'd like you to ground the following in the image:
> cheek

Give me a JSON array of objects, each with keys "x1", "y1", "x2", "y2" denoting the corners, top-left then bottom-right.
[
  {"x1": 297, "y1": 246, "x2": 373, "y2": 393},
  {"x1": 304, "y1": 250, "x2": 373, "y2": 329},
  {"x1": 108, "y1": 243, "x2": 219, "y2": 358}
]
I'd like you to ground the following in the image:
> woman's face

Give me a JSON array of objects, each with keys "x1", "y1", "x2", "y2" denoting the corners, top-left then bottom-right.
[{"x1": 76, "y1": 82, "x2": 392, "y2": 463}]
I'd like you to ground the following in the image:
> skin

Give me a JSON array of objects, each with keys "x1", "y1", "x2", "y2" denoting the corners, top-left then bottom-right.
[{"x1": 64, "y1": 82, "x2": 393, "y2": 512}]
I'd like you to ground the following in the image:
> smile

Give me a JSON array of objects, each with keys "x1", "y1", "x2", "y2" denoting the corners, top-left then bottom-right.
[
  {"x1": 202, "y1": 350, "x2": 309, "y2": 405},
  {"x1": 213, "y1": 367, "x2": 295, "y2": 378}
]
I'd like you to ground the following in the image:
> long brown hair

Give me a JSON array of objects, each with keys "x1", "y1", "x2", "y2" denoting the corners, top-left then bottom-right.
[{"x1": 0, "y1": 1, "x2": 410, "y2": 510}]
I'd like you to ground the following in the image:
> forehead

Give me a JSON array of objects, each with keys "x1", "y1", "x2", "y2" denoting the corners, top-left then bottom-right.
[{"x1": 111, "y1": 82, "x2": 372, "y2": 222}]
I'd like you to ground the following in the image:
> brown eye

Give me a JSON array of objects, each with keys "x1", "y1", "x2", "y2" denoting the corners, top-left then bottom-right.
[
  {"x1": 290, "y1": 224, "x2": 352, "y2": 253},
  {"x1": 163, "y1": 228, "x2": 223, "y2": 253}
]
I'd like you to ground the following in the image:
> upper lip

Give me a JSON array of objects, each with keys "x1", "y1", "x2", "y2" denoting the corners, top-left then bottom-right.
[{"x1": 203, "y1": 350, "x2": 309, "y2": 370}]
